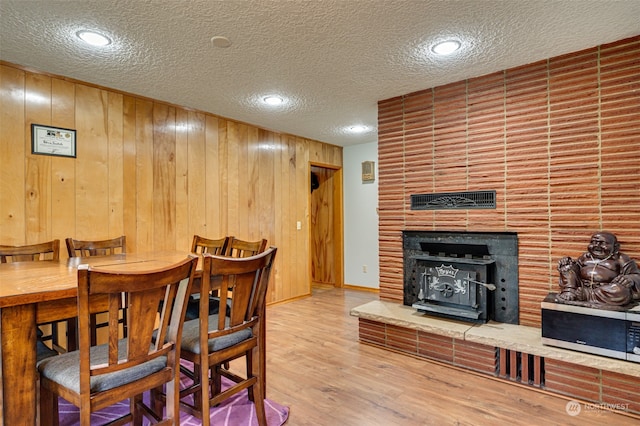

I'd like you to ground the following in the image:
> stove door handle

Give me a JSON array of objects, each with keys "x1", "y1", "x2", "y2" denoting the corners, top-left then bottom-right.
[{"x1": 468, "y1": 279, "x2": 496, "y2": 291}]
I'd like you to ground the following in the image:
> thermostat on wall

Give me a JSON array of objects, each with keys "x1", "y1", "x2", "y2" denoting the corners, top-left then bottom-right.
[{"x1": 362, "y1": 161, "x2": 375, "y2": 183}]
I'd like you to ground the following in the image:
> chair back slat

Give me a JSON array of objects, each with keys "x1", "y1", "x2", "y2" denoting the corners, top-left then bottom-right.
[
  {"x1": 66, "y1": 236, "x2": 126, "y2": 258},
  {"x1": 124, "y1": 287, "x2": 168, "y2": 359},
  {"x1": 0, "y1": 240, "x2": 60, "y2": 263},
  {"x1": 108, "y1": 293, "x2": 121, "y2": 365}
]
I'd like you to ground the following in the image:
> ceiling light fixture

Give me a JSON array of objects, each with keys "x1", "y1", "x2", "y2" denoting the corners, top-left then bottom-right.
[
  {"x1": 348, "y1": 125, "x2": 368, "y2": 133},
  {"x1": 211, "y1": 36, "x2": 232, "y2": 48},
  {"x1": 431, "y1": 40, "x2": 461, "y2": 55},
  {"x1": 263, "y1": 95, "x2": 284, "y2": 106},
  {"x1": 76, "y1": 30, "x2": 111, "y2": 46}
]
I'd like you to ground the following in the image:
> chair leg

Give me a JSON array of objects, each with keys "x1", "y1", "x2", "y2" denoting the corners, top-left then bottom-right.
[
  {"x1": 253, "y1": 381, "x2": 268, "y2": 426},
  {"x1": 66, "y1": 318, "x2": 78, "y2": 351},
  {"x1": 49, "y1": 322, "x2": 61, "y2": 351},
  {"x1": 39, "y1": 383, "x2": 59, "y2": 426},
  {"x1": 80, "y1": 401, "x2": 91, "y2": 425},
  {"x1": 131, "y1": 393, "x2": 144, "y2": 425},
  {"x1": 250, "y1": 343, "x2": 267, "y2": 426},
  {"x1": 165, "y1": 378, "x2": 181, "y2": 425},
  {"x1": 151, "y1": 385, "x2": 165, "y2": 418},
  {"x1": 90, "y1": 313, "x2": 98, "y2": 346},
  {"x1": 193, "y1": 363, "x2": 204, "y2": 412},
  {"x1": 200, "y1": 362, "x2": 211, "y2": 426},
  {"x1": 246, "y1": 350, "x2": 255, "y2": 401},
  {"x1": 213, "y1": 364, "x2": 222, "y2": 397}
]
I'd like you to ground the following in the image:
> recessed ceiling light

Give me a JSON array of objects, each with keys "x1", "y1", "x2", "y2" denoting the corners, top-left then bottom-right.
[
  {"x1": 211, "y1": 36, "x2": 232, "y2": 48},
  {"x1": 263, "y1": 95, "x2": 284, "y2": 106},
  {"x1": 348, "y1": 125, "x2": 368, "y2": 133},
  {"x1": 245, "y1": 94, "x2": 298, "y2": 111},
  {"x1": 431, "y1": 40, "x2": 461, "y2": 55},
  {"x1": 76, "y1": 30, "x2": 111, "y2": 46}
]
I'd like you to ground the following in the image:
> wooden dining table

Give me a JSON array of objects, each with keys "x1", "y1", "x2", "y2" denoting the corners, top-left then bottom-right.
[{"x1": 0, "y1": 251, "x2": 199, "y2": 425}]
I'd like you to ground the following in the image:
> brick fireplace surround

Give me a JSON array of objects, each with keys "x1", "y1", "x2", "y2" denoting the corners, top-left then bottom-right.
[{"x1": 355, "y1": 35, "x2": 640, "y2": 415}]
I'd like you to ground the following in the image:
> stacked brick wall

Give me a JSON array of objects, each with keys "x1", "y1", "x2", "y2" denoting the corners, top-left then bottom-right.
[
  {"x1": 377, "y1": 35, "x2": 640, "y2": 327},
  {"x1": 360, "y1": 319, "x2": 640, "y2": 414}
]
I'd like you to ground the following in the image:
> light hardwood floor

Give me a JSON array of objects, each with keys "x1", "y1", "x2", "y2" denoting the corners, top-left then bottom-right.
[{"x1": 262, "y1": 286, "x2": 640, "y2": 426}]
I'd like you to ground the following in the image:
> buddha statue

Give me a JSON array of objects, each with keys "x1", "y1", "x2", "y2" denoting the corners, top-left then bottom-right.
[{"x1": 556, "y1": 231, "x2": 640, "y2": 307}]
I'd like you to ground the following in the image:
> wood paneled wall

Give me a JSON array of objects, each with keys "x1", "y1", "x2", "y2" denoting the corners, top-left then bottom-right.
[
  {"x1": 377, "y1": 35, "x2": 640, "y2": 326},
  {"x1": 0, "y1": 62, "x2": 343, "y2": 304}
]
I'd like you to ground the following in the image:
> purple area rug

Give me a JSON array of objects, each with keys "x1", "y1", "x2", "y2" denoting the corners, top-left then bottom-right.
[{"x1": 58, "y1": 363, "x2": 289, "y2": 425}]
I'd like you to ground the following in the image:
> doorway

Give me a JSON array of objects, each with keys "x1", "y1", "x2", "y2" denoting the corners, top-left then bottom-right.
[{"x1": 310, "y1": 164, "x2": 343, "y2": 287}]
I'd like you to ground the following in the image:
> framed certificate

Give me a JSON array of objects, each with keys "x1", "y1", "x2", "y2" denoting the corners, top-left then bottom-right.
[{"x1": 31, "y1": 124, "x2": 76, "y2": 158}]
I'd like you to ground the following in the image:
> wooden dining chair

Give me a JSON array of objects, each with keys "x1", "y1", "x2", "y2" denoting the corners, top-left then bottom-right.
[
  {"x1": 184, "y1": 235, "x2": 232, "y2": 320},
  {"x1": 222, "y1": 238, "x2": 270, "y2": 384},
  {"x1": 186, "y1": 236, "x2": 268, "y2": 321},
  {"x1": 37, "y1": 255, "x2": 198, "y2": 426},
  {"x1": 66, "y1": 235, "x2": 127, "y2": 347},
  {"x1": 65, "y1": 235, "x2": 126, "y2": 257},
  {"x1": 0, "y1": 240, "x2": 60, "y2": 263},
  {"x1": 174, "y1": 247, "x2": 277, "y2": 426},
  {"x1": 186, "y1": 235, "x2": 270, "y2": 373},
  {"x1": 0, "y1": 240, "x2": 65, "y2": 359},
  {"x1": 218, "y1": 236, "x2": 268, "y2": 333},
  {"x1": 226, "y1": 237, "x2": 268, "y2": 258},
  {"x1": 191, "y1": 234, "x2": 231, "y2": 255}
]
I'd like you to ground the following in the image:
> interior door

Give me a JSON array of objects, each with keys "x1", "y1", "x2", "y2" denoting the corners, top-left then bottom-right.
[{"x1": 310, "y1": 164, "x2": 343, "y2": 287}]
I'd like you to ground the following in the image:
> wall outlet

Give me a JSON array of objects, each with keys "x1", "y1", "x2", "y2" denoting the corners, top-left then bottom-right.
[
  {"x1": 296, "y1": 221, "x2": 301, "y2": 230},
  {"x1": 362, "y1": 265, "x2": 367, "y2": 273}
]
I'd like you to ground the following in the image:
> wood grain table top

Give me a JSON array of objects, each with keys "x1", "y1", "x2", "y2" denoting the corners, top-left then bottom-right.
[{"x1": 0, "y1": 251, "x2": 197, "y2": 308}]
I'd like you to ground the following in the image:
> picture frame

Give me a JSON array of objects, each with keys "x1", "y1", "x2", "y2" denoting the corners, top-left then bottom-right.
[{"x1": 31, "y1": 124, "x2": 76, "y2": 158}]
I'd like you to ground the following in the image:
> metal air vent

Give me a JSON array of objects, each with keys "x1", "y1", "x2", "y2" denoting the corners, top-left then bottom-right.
[{"x1": 411, "y1": 190, "x2": 496, "y2": 210}]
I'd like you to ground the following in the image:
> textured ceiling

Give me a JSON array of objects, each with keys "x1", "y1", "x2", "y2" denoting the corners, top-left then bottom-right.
[{"x1": 1, "y1": 1, "x2": 639, "y2": 147}]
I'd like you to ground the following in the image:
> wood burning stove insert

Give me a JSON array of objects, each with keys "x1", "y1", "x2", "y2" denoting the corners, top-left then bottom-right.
[{"x1": 403, "y1": 231, "x2": 519, "y2": 324}]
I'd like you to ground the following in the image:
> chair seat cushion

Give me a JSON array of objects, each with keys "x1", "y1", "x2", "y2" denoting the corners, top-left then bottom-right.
[
  {"x1": 181, "y1": 315, "x2": 253, "y2": 354},
  {"x1": 37, "y1": 340, "x2": 167, "y2": 393}
]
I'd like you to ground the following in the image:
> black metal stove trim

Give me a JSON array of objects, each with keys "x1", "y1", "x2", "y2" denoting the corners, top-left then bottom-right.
[{"x1": 403, "y1": 230, "x2": 519, "y2": 325}]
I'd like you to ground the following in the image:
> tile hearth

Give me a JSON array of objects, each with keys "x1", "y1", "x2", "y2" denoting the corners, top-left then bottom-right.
[{"x1": 351, "y1": 300, "x2": 640, "y2": 378}]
